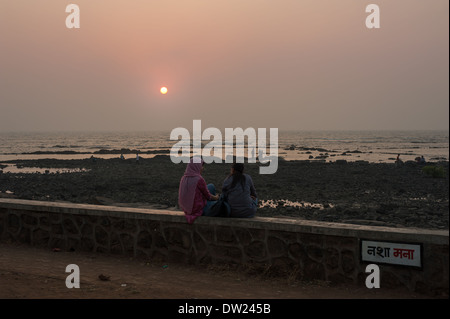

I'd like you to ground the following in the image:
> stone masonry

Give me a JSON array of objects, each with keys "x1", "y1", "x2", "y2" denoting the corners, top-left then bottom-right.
[{"x1": 0, "y1": 198, "x2": 448, "y2": 296}]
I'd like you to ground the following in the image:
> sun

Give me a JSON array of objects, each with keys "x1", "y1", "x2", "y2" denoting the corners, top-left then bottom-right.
[{"x1": 160, "y1": 87, "x2": 168, "y2": 94}]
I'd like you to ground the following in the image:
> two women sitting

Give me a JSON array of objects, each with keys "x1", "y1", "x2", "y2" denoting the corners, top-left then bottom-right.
[{"x1": 178, "y1": 157, "x2": 257, "y2": 224}]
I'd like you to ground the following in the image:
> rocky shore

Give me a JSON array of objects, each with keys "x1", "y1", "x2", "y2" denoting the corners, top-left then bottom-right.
[{"x1": 0, "y1": 156, "x2": 448, "y2": 230}]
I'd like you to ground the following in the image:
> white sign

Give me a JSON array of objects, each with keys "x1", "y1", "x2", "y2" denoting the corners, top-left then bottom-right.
[{"x1": 361, "y1": 240, "x2": 422, "y2": 268}]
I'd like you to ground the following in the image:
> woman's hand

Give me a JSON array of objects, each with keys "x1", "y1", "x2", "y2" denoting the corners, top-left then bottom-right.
[{"x1": 211, "y1": 194, "x2": 220, "y2": 201}]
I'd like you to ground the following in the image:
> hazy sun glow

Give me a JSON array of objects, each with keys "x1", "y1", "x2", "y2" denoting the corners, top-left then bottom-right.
[{"x1": 0, "y1": 1, "x2": 447, "y2": 132}]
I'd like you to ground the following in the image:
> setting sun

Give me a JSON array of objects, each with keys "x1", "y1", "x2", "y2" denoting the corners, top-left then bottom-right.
[{"x1": 160, "y1": 87, "x2": 168, "y2": 94}]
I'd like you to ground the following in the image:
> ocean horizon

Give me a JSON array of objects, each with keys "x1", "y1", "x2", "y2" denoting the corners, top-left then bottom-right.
[{"x1": 0, "y1": 129, "x2": 448, "y2": 164}]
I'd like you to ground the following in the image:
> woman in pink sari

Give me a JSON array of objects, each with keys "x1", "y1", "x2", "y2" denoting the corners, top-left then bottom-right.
[{"x1": 178, "y1": 157, "x2": 219, "y2": 224}]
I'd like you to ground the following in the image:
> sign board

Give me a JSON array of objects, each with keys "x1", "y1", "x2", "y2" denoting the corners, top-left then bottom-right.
[{"x1": 360, "y1": 239, "x2": 422, "y2": 268}]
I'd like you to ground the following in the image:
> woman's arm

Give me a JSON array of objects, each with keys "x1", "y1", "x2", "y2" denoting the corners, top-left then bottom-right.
[
  {"x1": 222, "y1": 177, "x2": 231, "y2": 194},
  {"x1": 198, "y1": 179, "x2": 219, "y2": 201},
  {"x1": 248, "y1": 175, "x2": 257, "y2": 198}
]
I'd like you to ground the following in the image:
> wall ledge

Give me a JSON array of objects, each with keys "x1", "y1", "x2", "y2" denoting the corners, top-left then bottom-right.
[{"x1": 1, "y1": 198, "x2": 447, "y2": 245}]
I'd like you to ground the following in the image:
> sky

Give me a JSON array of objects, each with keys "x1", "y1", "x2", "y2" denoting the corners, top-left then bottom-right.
[{"x1": 0, "y1": 0, "x2": 448, "y2": 132}]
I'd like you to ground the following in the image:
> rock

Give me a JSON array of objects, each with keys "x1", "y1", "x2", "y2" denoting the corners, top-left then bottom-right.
[
  {"x1": 98, "y1": 274, "x2": 111, "y2": 281},
  {"x1": 92, "y1": 196, "x2": 116, "y2": 206}
]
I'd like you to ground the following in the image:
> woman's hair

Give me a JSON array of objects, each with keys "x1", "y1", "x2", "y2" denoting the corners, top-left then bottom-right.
[{"x1": 228, "y1": 163, "x2": 246, "y2": 191}]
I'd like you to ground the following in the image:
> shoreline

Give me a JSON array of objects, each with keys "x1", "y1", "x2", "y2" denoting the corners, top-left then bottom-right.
[
  {"x1": 0, "y1": 156, "x2": 448, "y2": 231},
  {"x1": 0, "y1": 150, "x2": 448, "y2": 164}
]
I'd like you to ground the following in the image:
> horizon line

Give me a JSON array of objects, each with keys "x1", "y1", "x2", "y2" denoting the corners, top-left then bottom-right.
[{"x1": 0, "y1": 128, "x2": 449, "y2": 134}]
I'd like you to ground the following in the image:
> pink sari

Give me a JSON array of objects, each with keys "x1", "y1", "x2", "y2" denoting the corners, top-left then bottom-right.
[{"x1": 178, "y1": 157, "x2": 206, "y2": 224}]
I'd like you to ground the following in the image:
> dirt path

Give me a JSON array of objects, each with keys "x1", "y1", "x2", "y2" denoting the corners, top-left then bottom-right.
[{"x1": 0, "y1": 242, "x2": 435, "y2": 300}]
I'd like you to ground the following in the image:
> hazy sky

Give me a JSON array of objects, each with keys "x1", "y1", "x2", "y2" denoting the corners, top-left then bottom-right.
[{"x1": 0, "y1": 0, "x2": 448, "y2": 132}]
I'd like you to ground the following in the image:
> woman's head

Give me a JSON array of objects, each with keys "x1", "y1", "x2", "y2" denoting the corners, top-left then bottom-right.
[
  {"x1": 184, "y1": 157, "x2": 205, "y2": 176},
  {"x1": 231, "y1": 163, "x2": 244, "y2": 174},
  {"x1": 229, "y1": 162, "x2": 246, "y2": 190}
]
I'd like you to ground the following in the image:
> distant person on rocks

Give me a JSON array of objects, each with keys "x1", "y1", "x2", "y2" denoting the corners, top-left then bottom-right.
[
  {"x1": 136, "y1": 152, "x2": 140, "y2": 164},
  {"x1": 395, "y1": 154, "x2": 403, "y2": 166},
  {"x1": 222, "y1": 163, "x2": 258, "y2": 218},
  {"x1": 414, "y1": 155, "x2": 426, "y2": 164},
  {"x1": 178, "y1": 157, "x2": 219, "y2": 224},
  {"x1": 120, "y1": 154, "x2": 125, "y2": 160}
]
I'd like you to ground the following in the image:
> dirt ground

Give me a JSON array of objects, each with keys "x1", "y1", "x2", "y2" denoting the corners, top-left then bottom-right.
[{"x1": 0, "y1": 242, "x2": 436, "y2": 300}]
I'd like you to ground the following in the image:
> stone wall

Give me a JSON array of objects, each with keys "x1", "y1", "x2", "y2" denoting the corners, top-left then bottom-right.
[{"x1": 0, "y1": 198, "x2": 448, "y2": 296}]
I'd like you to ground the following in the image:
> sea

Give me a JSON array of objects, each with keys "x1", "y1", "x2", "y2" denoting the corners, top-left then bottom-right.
[{"x1": 0, "y1": 130, "x2": 448, "y2": 165}]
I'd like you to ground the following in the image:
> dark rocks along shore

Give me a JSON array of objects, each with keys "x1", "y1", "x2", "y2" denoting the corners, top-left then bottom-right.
[{"x1": 0, "y1": 156, "x2": 448, "y2": 230}]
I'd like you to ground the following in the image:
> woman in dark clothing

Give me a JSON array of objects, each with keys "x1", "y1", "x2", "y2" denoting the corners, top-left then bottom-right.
[{"x1": 222, "y1": 163, "x2": 257, "y2": 218}]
